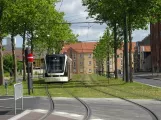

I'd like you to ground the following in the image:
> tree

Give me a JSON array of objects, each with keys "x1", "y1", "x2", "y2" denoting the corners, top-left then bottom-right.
[
  {"x1": 33, "y1": 9, "x2": 77, "y2": 55},
  {"x1": 83, "y1": 0, "x2": 158, "y2": 82},
  {"x1": 0, "y1": 0, "x2": 8, "y2": 85},
  {"x1": 2, "y1": 0, "x2": 22, "y2": 82},
  {"x1": 94, "y1": 27, "x2": 113, "y2": 76}
]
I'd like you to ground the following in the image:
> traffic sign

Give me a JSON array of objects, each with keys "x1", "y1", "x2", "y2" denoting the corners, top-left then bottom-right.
[{"x1": 27, "y1": 53, "x2": 34, "y2": 62}]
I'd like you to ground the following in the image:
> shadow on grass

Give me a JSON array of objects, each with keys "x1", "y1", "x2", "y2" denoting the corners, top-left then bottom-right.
[
  {"x1": 89, "y1": 75, "x2": 161, "y2": 100},
  {"x1": 45, "y1": 80, "x2": 126, "y2": 89},
  {"x1": 33, "y1": 79, "x2": 45, "y2": 84},
  {"x1": 31, "y1": 77, "x2": 126, "y2": 89}
]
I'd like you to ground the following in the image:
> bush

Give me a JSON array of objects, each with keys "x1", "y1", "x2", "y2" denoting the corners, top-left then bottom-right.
[
  {"x1": 34, "y1": 71, "x2": 38, "y2": 75},
  {"x1": 4, "y1": 72, "x2": 10, "y2": 77}
]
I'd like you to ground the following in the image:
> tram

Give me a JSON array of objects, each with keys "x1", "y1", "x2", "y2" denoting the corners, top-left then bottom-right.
[{"x1": 44, "y1": 54, "x2": 72, "y2": 82}]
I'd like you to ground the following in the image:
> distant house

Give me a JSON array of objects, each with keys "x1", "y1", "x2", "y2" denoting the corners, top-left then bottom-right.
[
  {"x1": 134, "y1": 35, "x2": 151, "y2": 72},
  {"x1": 3, "y1": 37, "x2": 23, "y2": 61},
  {"x1": 117, "y1": 42, "x2": 136, "y2": 72},
  {"x1": 3, "y1": 48, "x2": 23, "y2": 61},
  {"x1": 139, "y1": 46, "x2": 151, "y2": 71},
  {"x1": 61, "y1": 42, "x2": 97, "y2": 74}
]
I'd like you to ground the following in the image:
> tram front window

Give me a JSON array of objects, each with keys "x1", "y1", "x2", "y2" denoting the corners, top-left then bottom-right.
[{"x1": 46, "y1": 55, "x2": 65, "y2": 73}]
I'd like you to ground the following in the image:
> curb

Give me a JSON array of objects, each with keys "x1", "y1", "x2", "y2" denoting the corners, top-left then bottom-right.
[{"x1": 135, "y1": 76, "x2": 161, "y2": 81}]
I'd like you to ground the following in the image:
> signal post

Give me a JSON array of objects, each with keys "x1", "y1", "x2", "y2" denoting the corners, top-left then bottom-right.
[{"x1": 25, "y1": 48, "x2": 34, "y2": 95}]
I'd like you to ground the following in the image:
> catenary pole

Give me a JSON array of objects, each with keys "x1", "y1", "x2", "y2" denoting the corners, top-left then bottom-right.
[{"x1": 124, "y1": 0, "x2": 129, "y2": 82}]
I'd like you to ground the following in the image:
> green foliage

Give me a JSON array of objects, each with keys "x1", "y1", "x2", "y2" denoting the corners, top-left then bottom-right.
[
  {"x1": 3, "y1": 54, "x2": 13, "y2": 73},
  {"x1": 4, "y1": 72, "x2": 10, "y2": 77},
  {"x1": 3, "y1": 54, "x2": 22, "y2": 72},
  {"x1": 17, "y1": 61, "x2": 23, "y2": 71},
  {"x1": 82, "y1": 0, "x2": 159, "y2": 30},
  {"x1": 33, "y1": 8, "x2": 78, "y2": 54},
  {"x1": 93, "y1": 27, "x2": 113, "y2": 62},
  {"x1": 1, "y1": 0, "x2": 77, "y2": 55}
]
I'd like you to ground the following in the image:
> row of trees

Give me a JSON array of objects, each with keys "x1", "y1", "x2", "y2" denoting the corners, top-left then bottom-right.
[
  {"x1": 83, "y1": 0, "x2": 161, "y2": 82},
  {"x1": 0, "y1": 0, "x2": 77, "y2": 85},
  {"x1": 93, "y1": 27, "x2": 114, "y2": 77},
  {"x1": 93, "y1": 27, "x2": 123, "y2": 78}
]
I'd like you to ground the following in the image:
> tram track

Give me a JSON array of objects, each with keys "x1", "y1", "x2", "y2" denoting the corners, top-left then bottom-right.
[
  {"x1": 39, "y1": 84, "x2": 55, "y2": 120},
  {"x1": 61, "y1": 83, "x2": 92, "y2": 120},
  {"x1": 91, "y1": 75, "x2": 161, "y2": 101},
  {"x1": 80, "y1": 75, "x2": 159, "y2": 120}
]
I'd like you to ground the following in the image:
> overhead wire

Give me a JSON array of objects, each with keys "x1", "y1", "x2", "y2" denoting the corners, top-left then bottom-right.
[
  {"x1": 64, "y1": 13, "x2": 89, "y2": 18},
  {"x1": 68, "y1": 16, "x2": 89, "y2": 22},
  {"x1": 58, "y1": 0, "x2": 63, "y2": 11},
  {"x1": 57, "y1": 1, "x2": 104, "y2": 43}
]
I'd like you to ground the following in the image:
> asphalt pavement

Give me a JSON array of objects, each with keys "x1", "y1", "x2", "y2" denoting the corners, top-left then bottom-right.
[
  {"x1": 1, "y1": 96, "x2": 161, "y2": 120},
  {"x1": 134, "y1": 73, "x2": 161, "y2": 88}
]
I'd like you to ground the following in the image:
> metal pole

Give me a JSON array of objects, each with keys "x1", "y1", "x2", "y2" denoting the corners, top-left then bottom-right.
[
  {"x1": 21, "y1": 97, "x2": 23, "y2": 110},
  {"x1": 114, "y1": 22, "x2": 118, "y2": 79},
  {"x1": 22, "y1": 85, "x2": 23, "y2": 110},
  {"x1": 14, "y1": 97, "x2": 16, "y2": 115},
  {"x1": 124, "y1": 11, "x2": 129, "y2": 82},
  {"x1": 27, "y1": 62, "x2": 30, "y2": 95}
]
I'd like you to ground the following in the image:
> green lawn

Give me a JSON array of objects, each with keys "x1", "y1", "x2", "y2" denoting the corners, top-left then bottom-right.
[{"x1": 0, "y1": 74, "x2": 161, "y2": 99}]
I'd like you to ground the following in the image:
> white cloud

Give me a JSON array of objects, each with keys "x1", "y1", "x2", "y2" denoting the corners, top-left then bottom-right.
[
  {"x1": 55, "y1": 1, "x2": 150, "y2": 42},
  {"x1": 132, "y1": 26, "x2": 150, "y2": 42}
]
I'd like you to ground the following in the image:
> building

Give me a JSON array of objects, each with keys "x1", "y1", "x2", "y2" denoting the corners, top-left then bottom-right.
[
  {"x1": 139, "y1": 46, "x2": 151, "y2": 71},
  {"x1": 117, "y1": 42, "x2": 136, "y2": 72},
  {"x1": 134, "y1": 35, "x2": 151, "y2": 72},
  {"x1": 150, "y1": 23, "x2": 161, "y2": 72},
  {"x1": 61, "y1": 42, "x2": 97, "y2": 74},
  {"x1": 62, "y1": 41, "x2": 137, "y2": 75}
]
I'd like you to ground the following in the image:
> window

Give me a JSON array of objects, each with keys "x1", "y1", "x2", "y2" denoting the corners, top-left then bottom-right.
[
  {"x1": 80, "y1": 62, "x2": 83, "y2": 66},
  {"x1": 89, "y1": 54, "x2": 92, "y2": 58},
  {"x1": 80, "y1": 54, "x2": 83, "y2": 58},
  {"x1": 73, "y1": 69, "x2": 76, "y2": 73},
  {"x1": 121, "y1": 60, "x2": 123, "y2": 66},
  {"x1": 73, "y1": 62, "x2": 76, "y2": 68},
  {"x1": 89, "y1": 61, "x2": 91, "y2": 65},
  {"x1": 120, "y1": 53, "x2": 123, "y2": 59},
  {"x1": 73, "y1": 54, "x2": 76, "y2": 60},
  {"x1": 89, "y1": 69, "x2": 91, "y2": 73}
]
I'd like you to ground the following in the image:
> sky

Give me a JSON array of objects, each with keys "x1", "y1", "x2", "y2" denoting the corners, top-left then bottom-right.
[{"x1": 3, "y1": 0, "x2": 150, "y2": 47}]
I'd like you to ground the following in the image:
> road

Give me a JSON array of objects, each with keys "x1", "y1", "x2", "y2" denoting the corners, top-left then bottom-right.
[
  {"x1": 1, "y1": 96, "x2": 161, "y2": 120},
  {"x1": 133, "y1": 75, "x2": 161, "y2": 88}
]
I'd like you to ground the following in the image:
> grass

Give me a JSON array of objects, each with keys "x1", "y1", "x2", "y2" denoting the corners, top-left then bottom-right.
[{"x1": 0, "y1": 74, "x2": 161, "y2": 99}]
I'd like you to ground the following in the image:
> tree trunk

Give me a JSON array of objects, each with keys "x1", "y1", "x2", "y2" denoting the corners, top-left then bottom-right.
[
  {"x1": 122, "y1": 50, "x2": 125, "y2": 81},
  {"x1": 107, "y1": 52, "x2": 110, "y2": 78},
  {"x1": 0, "y1": 38, "x2": 4, "y2": 85},
  {"x1": 129, "y1": 27, "x2": 133, "y2": 82},
  {"x1": 11, "y1": 34, "x2": 17, "y2": 82},
  {"x1": 102, "y1": 62, "x2": 104, "y2": 76},
  {"x1": 22, "y1": 28, "x2": 26, "y2": 81},
  {"x1": 114, "y1": 22, "x2": 118, "y2": 79}
]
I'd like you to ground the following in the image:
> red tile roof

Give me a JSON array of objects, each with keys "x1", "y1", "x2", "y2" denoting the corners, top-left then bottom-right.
[
  {"x1": 61, "y1": 42, "x2": 97, "y2": 53},
  {"x1": 119, "y1": 42, "x2": 136, "y2": 52},
  {"x1": 3, "y1": 49, "x2": 22, "y2": 61}
]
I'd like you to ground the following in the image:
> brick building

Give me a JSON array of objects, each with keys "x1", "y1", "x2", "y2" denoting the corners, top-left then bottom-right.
[
  {"x1": 134, "y1": 35, "x2": 151, "y2": 72},
  {"x1": 117, "y1": 42, "x2": 136, "y2": 72},
  {"x1": 62, "y1": 42, "x2": 137, "y2": 75},
  {"x1": 150, "y1": 23, "x2": 161, "y2": 72}
]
